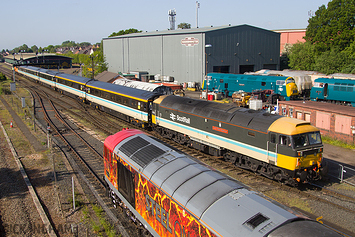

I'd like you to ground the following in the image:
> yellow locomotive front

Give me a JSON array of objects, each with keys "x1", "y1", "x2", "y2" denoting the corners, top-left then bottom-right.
[
  {"x1": 267, "y1": 117, "x2": 326, "y2": 183},
  {"x1": 285, "y1": 77, "x2": 299, "y2": 97}
]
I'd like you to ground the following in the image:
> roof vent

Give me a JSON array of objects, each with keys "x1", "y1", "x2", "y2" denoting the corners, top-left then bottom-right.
[{"x1": 243, "y1": 213, "x2": 269, "y2": 230}]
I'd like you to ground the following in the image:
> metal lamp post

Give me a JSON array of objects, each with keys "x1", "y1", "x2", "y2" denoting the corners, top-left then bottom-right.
[{"x1": 205, "y1": 44, "x2": 212, "y2": 100}]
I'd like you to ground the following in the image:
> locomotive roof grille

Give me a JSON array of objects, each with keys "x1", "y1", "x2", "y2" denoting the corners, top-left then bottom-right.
[
  {"x1": 119, "y1": 136, "x2": 166, "y2": 167},
  {"x1": 119, "y1": 136, "x2": 149, "y2": 157},
  {"x1": 132, "y1": 145, "x2": 166, "y2": 167}
]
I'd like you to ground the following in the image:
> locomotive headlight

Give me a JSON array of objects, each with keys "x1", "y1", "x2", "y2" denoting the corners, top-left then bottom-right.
[
  {"x1": 297, "y1": 151, "x2": 303, "y2": 157},
  {"x1": 319, "y1": 148, "x2": 323, "y2": 153}
]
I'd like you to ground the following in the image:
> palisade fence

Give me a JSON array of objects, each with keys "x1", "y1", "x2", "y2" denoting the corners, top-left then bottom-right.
[{"x1": 327, "y1": 160, "x2": 355, "y2": 186}]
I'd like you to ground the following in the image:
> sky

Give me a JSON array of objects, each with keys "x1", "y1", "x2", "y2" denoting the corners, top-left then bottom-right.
[{"x1": 1, "y1": 0, "x2": 332, "y2": 51}]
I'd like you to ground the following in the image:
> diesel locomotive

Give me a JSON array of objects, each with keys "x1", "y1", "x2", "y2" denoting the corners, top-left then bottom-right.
[
  {"x1": 310, "y1": 77, "x2": 355, "y2": 106},
  {"x1": 202, "y1": 73, "x2": 299, "y2": 100},
  {"x1": 104, "y1": 129, "x2": 340, "y2": 237},
  {"x1": 152, "y1": 95, "x2": 326, "y2": 185},
  {"x1": 15, "y1": 66, "x2": 327, "y2": 185}
]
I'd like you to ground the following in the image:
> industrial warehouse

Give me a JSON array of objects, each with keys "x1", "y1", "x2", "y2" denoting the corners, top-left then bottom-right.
[{"x1": 102, "y1": 24, "x2": 280, "y2": 84}]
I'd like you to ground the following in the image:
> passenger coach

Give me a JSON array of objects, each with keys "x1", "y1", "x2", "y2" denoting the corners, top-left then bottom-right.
[{"x1": 84, "y1": 80, "x2": 160, "y2": 127}]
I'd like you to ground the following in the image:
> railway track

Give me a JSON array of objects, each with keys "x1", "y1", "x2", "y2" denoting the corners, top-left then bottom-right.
[
  {"x1": 0, "y1": 65, "x2": 145, "y2": 236},
  {"x1": 1, "y1": 63, "x2": 354, "y2": 236},
  {"x1": 30, "y1": 86, "x2": 140, "y2": 236}
]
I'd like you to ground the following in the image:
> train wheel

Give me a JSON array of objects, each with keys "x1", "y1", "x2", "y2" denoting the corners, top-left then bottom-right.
[{"x1": 223, "y1": 152, "x2": 237, "y2": 164}]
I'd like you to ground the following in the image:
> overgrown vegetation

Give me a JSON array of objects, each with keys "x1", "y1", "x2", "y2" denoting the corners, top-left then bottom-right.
[
  {"x1": 322, "y1": 136, "x2": 355, "y2": 150},
  {"x1": 0, "y1": 72, "x2": 6, "y2": 81},
  {"x1": 0, "y1": 74, "x2": 11, "y2": 95},
  {"x1": 82, "y1": 205, "x2": 117, "y2": 237}
]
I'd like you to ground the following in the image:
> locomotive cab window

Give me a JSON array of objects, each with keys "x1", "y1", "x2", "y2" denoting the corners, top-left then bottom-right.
[
  {"x1": 285, "y1": 78, "x2": 295, "y2": 84},
  {"x1": 276, "y1": 80, "x2": 285, "y2": 86},
  {"x1": 270, "y1": 133, "x2": 276, "y2": 143},
  {"x1": 292, "y1": 131, "x2": 322, "y2": 148},
  {"x1": 279, "y1": 135, "x2": 291, "y2": 146}
]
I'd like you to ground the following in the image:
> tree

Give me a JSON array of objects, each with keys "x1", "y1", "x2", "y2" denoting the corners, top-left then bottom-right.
[
  {"x1": 62, "y1": 40, "x2": 76, "y2": 47},
  {"x1": 31, "y1": 45, "x2": 38, "y2": 53},
  {"x1": 178, "y1": 23, "x2": 191, "y2": 29},
  {"x1": 44, "y1": 45, "x2": 56, "y2": 53},
  {"x1": 108, "y1": 28, "x2": 142, "y2": 38},
  {"x1": 288, "y1": 42, "x2": 317, "y2": 71},
  {"x1": 313, "y1": 47, "x2": 350, "y2": 74},
  {"x1": 79, "y1": 42, "x2": 91, "y2": 47},
  {"x1": 288, "y1": 0, "x2": 355, "y2": 74},
  {"x1": 81, "y1": 50, "x2": 108, "y2": 78},
  {"x1": 305, "y1": 0, "x2": 355, "y2": 52},
  {"x1": 340, "y1": 41, "x2": 355, "y2": 73}
]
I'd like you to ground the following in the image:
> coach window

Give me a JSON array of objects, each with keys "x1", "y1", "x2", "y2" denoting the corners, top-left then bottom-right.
[
  {"x1": 130, "y1": 100, "x2": 136, "y2": 108},
  {"x1": 261, "y1": 81, "x2": 266, "y2": 86}
]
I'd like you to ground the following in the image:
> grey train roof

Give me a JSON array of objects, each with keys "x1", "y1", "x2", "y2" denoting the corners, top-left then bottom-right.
[
  {"x1": 87, "y1": 80, "x2": 161, "y2": 100},
  {"x1": 21, "y1": 65, "x2": 63, "y2": 77},
  {"x1": 159, "y1": 95, "x2": 282, "y2": 133},
  {"x1": 56, "y1": 72, "x2": 93, "y2": 84},
  {"x1": 20, "y1": 66, "x2": 92, "y2": 84},
  {"x1": 113, "y1": 79, "x2": 173, "y2": 95},
  {"x1": 114, "y1": 133, "x2": 298, "y2": 237}
]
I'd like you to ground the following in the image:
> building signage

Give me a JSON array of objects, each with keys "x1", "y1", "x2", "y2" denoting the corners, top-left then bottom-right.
[{"x1": 181, "y1": 37, "x2": 199, "y2": 47}]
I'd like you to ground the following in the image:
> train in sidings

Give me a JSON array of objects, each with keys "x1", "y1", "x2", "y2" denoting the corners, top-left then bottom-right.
[
  {"x1": 202, "y1": 73, "x2": 299, "y2": 100},
  {"x1": 103, "y1": 129, "x2": 341, "y2": 237},
  {"x1": 15, "y1": 65, "x2": 327, "y2": 185},
  {"x1": 310, "y1": 77, "x2": 355, "y2": 106}
]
